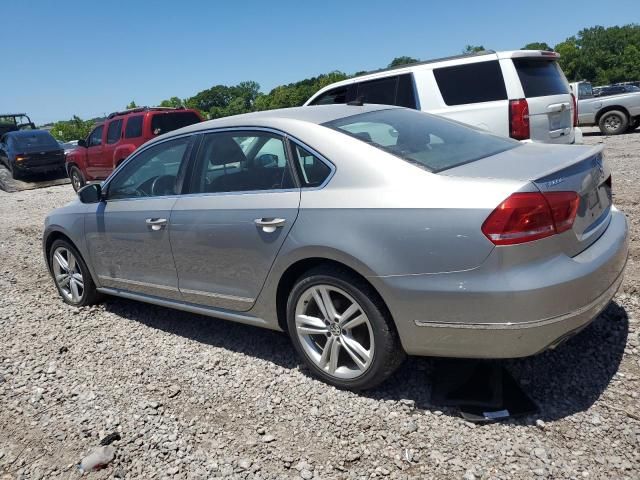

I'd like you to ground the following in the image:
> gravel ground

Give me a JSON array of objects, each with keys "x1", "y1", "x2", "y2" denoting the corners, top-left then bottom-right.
[{"x1": 0, "y1": 128, "x2": 638, "y2": 479}]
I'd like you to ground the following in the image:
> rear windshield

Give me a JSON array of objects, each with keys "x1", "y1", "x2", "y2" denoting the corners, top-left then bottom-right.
[
  {"x1": 13, "y1": 131, "x2": 59, "y2": 150},
  {"x1": 324, "y1": 108, "x2": 518, "y2": 173},
  {"x1": 513, "y1": 59, "x2": 569, "y2": 97},
  {"x1": 150, "y1": 112, "x2": 200, "y2": 136}
]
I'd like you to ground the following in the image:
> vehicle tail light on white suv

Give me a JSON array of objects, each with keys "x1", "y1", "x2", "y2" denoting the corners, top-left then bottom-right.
[
  {"x1": 509, "y1": 99, "x2": 530, "y2": 140},
  {"x1": 571, "y1": 93, "x2": 578, "y2": 127},
  {"x1": 482, "y1": 191, "x2": 579, "y2": 245}
]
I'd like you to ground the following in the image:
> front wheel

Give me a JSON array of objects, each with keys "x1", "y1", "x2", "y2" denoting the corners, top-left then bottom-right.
[
  {"x1": 598, "y1": 110, "x2": 629, "y2": 135},
  {"x1": 49, "y1": 239, "x2": 102, "y2": 306},
  {"x1": 286, "y1": 266, "x2": 404, "y2": 390}
]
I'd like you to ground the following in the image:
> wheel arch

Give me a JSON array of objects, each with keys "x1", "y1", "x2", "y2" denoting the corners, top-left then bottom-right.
[
  {"x1": 595, "y1": 105, "x2": 630, "y2": 124},
  {"x1": 274, "y1": 256, "x2": 393, "y2": 333}
]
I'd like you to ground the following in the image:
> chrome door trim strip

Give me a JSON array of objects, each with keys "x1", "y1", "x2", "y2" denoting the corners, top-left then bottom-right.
[
  {"x1": 180, "y1": 288, "x2": 254, "y2": 304},
  {"x1": 98, "y1": 275, "x2": 180, "y2": 292}
]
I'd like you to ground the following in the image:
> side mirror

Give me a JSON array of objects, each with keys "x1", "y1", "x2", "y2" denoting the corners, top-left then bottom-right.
[
  {"x1": 77, "y1": 139, "x2": 87, "y2": 148},
  {"x1": 77, "y1": 183, "x2": 103, "y2": 203}
]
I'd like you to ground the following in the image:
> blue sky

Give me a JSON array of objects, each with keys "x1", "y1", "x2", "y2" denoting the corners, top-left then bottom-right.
[{"x1": 2, "y1": 0, "x2": 637, "y2": 124}]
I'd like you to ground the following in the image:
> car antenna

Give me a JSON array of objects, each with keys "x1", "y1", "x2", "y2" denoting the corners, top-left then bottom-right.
[{"x1": 347, "y1": 96, "x2": 365, "y2": 106}]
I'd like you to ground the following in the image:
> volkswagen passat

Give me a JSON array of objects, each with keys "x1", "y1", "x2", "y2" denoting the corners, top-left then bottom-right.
[{"x1": 43, "y1": 105, "x2": 629, "y2": 390}]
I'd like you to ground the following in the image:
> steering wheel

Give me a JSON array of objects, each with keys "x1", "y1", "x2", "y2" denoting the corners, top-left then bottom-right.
[{"x1": 151, "y1": 175, "x2": 176, "y2": 196}]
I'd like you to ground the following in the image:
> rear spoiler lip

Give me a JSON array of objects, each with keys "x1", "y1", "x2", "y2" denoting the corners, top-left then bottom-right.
[{"x1": 532, "y1": 144, "x2": 604, "y2": 184}]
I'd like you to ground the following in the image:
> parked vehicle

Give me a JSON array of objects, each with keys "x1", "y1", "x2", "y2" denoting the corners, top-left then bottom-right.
[
  {"x1": 305, "y1": 50, "x2": 579, "y2": 144},
  {"x1": 43, "y1": 105, "x2": 628, "y2": 390},
  {"x1": 0, "y1": 130, "x2": 65, "y2": 179},
  {"x1": 0, "y1": 113, "x2": 36, "y2": 136},
  {"x1": 66, "y1": 106, "x2": 202, "y2": 191},
  {"x1": 570, "y1": 81, "x2": 640, "y2": 134},
  {"x1": 596, "y1": 84, "x2": 640, "y2": 97}
]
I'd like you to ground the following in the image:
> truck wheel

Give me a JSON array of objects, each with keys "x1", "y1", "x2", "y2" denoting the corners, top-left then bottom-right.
[
  {"x1": 598, "y1": 110, "x2": 629, "y2": 135},
  {"x1": 69, "y1": 166, "x2": 85, "y2": 192}
]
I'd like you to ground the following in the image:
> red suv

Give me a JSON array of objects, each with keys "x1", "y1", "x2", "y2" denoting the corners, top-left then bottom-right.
[{"x1": 66, "y1": 107, "x2": 203, "y2": 191}]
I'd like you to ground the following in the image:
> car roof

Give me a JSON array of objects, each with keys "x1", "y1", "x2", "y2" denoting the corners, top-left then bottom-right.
[
  {"x1": 164, "y1": 104, "x2": 399, "y2": 137},
  {"x1": 6, "y1": 129, "x2": 51, "y2": 137}
]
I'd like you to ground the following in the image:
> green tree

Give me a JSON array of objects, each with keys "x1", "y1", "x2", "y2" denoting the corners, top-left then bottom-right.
[
  {"x1": 522, "y1": 42, "x2": 553, "y2": 51},
  {"x1": 50, "y1": 116, "x2": 95, "y2": 142},
  {"x1": 126, "y1": 100, "x2": 138, "y2": 109},
  {"x1": 463, "y1": 44, "x2": 486, "y2": 54},
  {"x1": 388, "y1": 56, "x2": 420, "y2": 68},
  {"x1": 159, "y1": 96, "x2": 184, "y2": 108}
]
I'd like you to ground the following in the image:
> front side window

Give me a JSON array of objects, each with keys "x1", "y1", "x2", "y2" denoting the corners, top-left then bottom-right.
[
  {"x1": 106, "y1": 119, "x2": 123, "y2": 144},
  {"x1": 513, "y1": 59, "x2": 569, "y2": 98},
  {"x1": 88, "y1": 125, "x2": 104, "y2": 147},
  {"x1": 292, "y1": 144, "x2": 331, "y2": 187},
  {"x1": 107, "y1": 137, "x2": 191, "y2": 200},
  {"x1": 325, "y1": 108, "x2": 518, "y2": 173},
  {"x1": 125, "y1": 115, "x2": 143, "y2": 138},
  {"x1": 434, "y1": 60, "x2": 508, "y2": 105},
  {"x1": 189, "y1": 131, "x2": 294, "y2": 194},
  {"x1": 578, "y1": 83, "x2": 593, "y2": 98}
]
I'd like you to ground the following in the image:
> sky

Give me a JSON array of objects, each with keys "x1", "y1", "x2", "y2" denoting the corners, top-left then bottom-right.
[{"x1": 2, "y1": 0, "x2": 638, "y2": 125}]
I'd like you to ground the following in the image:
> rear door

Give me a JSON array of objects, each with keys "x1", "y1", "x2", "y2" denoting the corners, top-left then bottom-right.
[
  {"x1": 509, "y1": 57, "x2": 574, "y2": 144},
  {"x1": 170, "y1": 130, "x2": 300, "y2": 311}
]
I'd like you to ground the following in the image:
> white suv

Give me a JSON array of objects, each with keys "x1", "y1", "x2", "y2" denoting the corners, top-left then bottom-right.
[{"x1": 305, "y1": 50, "x2": 578, "y2": 144}]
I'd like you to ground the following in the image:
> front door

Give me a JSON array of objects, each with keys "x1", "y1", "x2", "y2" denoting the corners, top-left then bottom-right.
[
  {"x1": 85, "y1": 135, "x2": 194, "y2": 300},
  {"x1": 85, "y1": 125, "x2": 105, "y2": 179},
  {"x1": 170, "y1": 130, "x2": 300, "y2": 311}
]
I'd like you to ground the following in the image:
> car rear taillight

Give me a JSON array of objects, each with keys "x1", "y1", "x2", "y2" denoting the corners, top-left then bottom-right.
[
  {"x1": 509, "y1": 99, "x2": 530, "y2": 140},
  {"x1": 482, "y1": 191, "x2": 579, "y2": 245},
  {"x1": 571, "y1": 93, "x2": 578, "y2": 127}
]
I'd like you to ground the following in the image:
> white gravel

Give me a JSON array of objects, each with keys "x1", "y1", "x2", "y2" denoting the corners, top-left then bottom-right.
[{"x1": 0, "y1": 128, "x2": 638, "y2": 479}]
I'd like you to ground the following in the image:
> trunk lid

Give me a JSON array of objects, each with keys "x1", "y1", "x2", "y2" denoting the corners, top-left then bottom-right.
[{"x1": 442, "y1": 143, "x2": 612, "y2": 255}]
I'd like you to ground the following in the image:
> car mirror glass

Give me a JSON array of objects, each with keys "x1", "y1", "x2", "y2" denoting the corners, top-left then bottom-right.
[
  {"x1": 77, "y1": 183, "x2": 102, "y2": 204},
  {"x1": 77, "y1": 139, "x2": 87, "y2": 148}
]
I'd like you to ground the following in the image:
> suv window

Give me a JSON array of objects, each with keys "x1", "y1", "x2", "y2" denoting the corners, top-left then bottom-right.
[
  {"x1": 107, "y1": 137, "x2": 191, "y2": 200},
  {"x1": 189, "y1": 132, "x2": 294, "y2": 194},
  {"x1": 125, "y1": 115, "x2": 143, "y2": 138},
  {"x1": 434, "y1": 61, "x2": 507, "y2": 105},
  {"x1": 150, "y1": 112, "x2": 201, "y2": 136},
  {"x1": 311, "y1": 85, "x2": 355, "y2": 105},
  {"x1": 513, "y1": 59, "x2": 569, "y2": 98},
  {"x1": 325, "y1": 108, "x2": 517, "y2": 173},
  {"x1": 106, "y1": 119, "x2": 123, "y2": 145},
  {"x1": 310, "y1": 74, "x2": 417, "y2": 109},
  {"x1": 88, "y1": 125, "x2": 104, "y2": 147},
  {"x1": 292, "y1": 144, "x2": 332, "y2": 187},
  {"x1": 357, "y1": 77, "x2": 397, "y2": 105}
]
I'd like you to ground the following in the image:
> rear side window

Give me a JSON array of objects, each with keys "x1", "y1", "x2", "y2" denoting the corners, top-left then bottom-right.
[
  {"x1": 125, "y1": 116, "x2": 143, "y2": 138},
  {"x1": 292, "y1": 144, "x2": 332, "y2": 187},
  {"x1": 106, "y1": 119, "x2": 123, "y2": 144},
  {"x1": 310, "y1": 74, "x2": 417, "y2": 109},
  {"x1": 151, "y1": 112, "x2": 201, "y2": 136},
  {"x1": 434, "y1": 61, "x2": 507, "y2": 105},
  {"x1": 311, "y1": 85, "x2": 355, "y2": 105},
  {"x1": 513, "y1": 59, "x2": 569, "y2": 98}
]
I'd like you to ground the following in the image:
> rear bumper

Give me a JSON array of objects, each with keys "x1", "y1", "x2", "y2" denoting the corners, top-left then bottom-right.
[{"x1": 376, "y1": 209, "x2": 629, "y2": 358}]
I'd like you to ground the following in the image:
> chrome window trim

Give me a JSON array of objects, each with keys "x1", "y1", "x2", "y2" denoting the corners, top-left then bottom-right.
[{"x1": 180, "y1": 288, "x2": 254, "y2": 304}]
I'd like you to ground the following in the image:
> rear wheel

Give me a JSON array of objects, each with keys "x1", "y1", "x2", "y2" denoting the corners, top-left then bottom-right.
[
  {"x1": 69, "y1": 166, "x2": 85, "y2": 192},
  {"x1": 286, "y1": 266, "x2": 404, "y2": 390},
  {"x1": 49, "y1": 239, "x2": 102, "y2": 306},
  {"x1": 598, "y1": 110, "x2": 629, "y2": 135}
]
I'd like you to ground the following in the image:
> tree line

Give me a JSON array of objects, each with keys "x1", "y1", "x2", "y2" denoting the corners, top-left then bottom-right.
[{"x1": 48, "y1": 24, "x2": 639, "y2": 141}]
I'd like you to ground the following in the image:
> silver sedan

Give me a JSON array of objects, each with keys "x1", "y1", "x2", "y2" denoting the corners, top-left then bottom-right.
[{"x1": 43, "y1": 105, "x2": 629, "y2": 390}]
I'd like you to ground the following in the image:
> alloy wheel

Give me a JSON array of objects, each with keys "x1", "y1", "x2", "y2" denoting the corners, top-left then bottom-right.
[
  {"x1": 294, "y1": 284, "x2": 374, "y2": 379},
  {"x1": 71, "y1": 170, "x2": 82, "y2": 191},
  {"x1": 52, "y1": 246, "x2": 85, "y2": 303}
]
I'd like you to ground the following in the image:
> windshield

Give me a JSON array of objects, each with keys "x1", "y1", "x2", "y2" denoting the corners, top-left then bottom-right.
[
  {"x1": 513, "y1": 59, "x2": 569, "y2": 97},
  {"x1": 324, "y1": 108, "x2": 519, "y2": 172},
  {"x1": 13, "y1": 131, "x2": 60, "y2": 150}
]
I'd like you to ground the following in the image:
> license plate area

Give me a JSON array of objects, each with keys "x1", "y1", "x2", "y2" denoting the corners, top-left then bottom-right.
[{"x1": 549, "y1": 112, "x2": 568, "y2": 131}]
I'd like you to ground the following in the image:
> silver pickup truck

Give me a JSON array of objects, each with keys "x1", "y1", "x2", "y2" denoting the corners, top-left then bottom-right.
[{"x1": 570, "y1": 81, "x2": 640, "y2": 135}]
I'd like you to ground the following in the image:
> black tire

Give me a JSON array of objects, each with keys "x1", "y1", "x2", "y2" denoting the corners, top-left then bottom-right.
[
  {"x1": 10, "y1": 164, "x2": 22, "y2": 180},
  {"x1": 286, "y1": 265, "x2": 405, "y2": 390},
  {"x1": 49, "y1": 238, "x2": 102, "y2": 307},
  {"x1": 598, "y1": 110, "x2": 629, "y2": 135},
  {"x1": 69, "y1": 166, "x2": 85, "y2": 192},
  {"x1": 628, "y1": 118, "x2": 640, "y2": 132}
]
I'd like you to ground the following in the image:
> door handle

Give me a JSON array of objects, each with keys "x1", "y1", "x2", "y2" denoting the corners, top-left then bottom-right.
[
  {"x1": 254, "y1": 218, "x2": 286, "y2": 233},
  {"x1": 146, "y1": 218, "x2": 168, "y2": 231}
]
